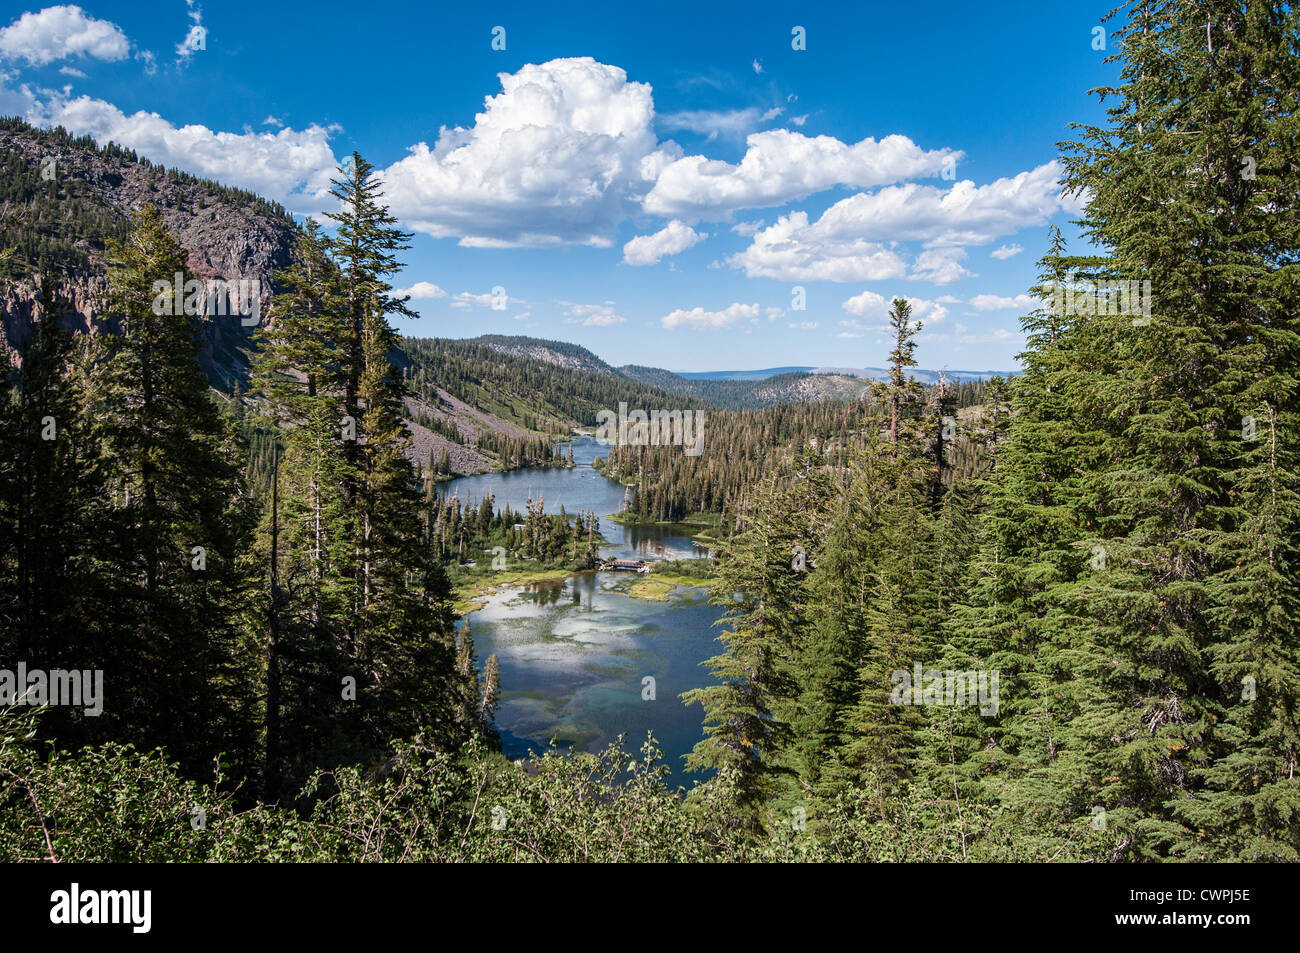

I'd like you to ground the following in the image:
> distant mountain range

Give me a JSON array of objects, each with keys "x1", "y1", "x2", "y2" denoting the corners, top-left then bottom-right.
[
  {"x1": 676, "y1": 366, "x2": 814, "y2": 381},
  {"x1": 470, "y1": 335, "x2": 1015, "y2": 409},
  {"x1": 676, "y1": 365, "x2": 1015, "y2": 384},
  {"x1": 471, "y1": 335, "x2": 866, "y2": 408}
]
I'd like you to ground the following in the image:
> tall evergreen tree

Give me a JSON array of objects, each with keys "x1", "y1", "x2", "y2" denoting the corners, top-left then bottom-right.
[
  {"x1": 84, "y1": 204, "x2": 257, "y2": 775},
  {"x1": 0, "y1": 281, "x2": 113, "y2": 748},
  {"x1": 950, "y1": 0, "x2": 1300, "y2": 859},
  {"x1": 682, "y1": 474, "x2": 805, "y2": 828},
  {"x1": 254, "y1": 156, "x2": 465, "y2": 787},
  {"x1": 875, "y1": 298, "x2": 924, "y2": 444},
  {"x1": 253, "y1": 217, "x2": 357, "y2": 795}
]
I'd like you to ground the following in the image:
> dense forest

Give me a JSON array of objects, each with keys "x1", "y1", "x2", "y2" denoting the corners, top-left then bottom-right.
[
  {"x1": 423, "y1": 485, "x2": 603, "y2": 568},
  {"x1": 402, "y1": 336, "x2": 710, "y2": 431},
  {"x1": 408, "y1": 334, "x2": 902, "y2": 413},
  {"x1": 599, "y1": 375, "x2": 1003, "y2": 524},
  {"x1": 1, "y1": 1, "x2": 1298, "y2": 862}
]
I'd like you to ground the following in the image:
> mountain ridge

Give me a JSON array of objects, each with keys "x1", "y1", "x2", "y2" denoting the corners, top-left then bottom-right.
[
  {"x1": 0, "y1": 117, "x2": 297, "y2": 387},
  {"x1": 470, "y1": 334, "x2": 1014, "y2": 409}
]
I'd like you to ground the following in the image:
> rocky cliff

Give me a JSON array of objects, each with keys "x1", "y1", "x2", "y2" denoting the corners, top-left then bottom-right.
[{"x1": 0, "y1": 118, "x2": 298, "y2": 386}]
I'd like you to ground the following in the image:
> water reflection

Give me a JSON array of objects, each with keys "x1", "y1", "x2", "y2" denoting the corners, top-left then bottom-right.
[
  {"x1": 461, "y1": 574, "x2": 721, "y2": 790},
  {"x1": 444, "y1": 435, "x2": 711, "y2": 562},
  {"x1": 448, "y1": 438, "x2": 723, "y2": 789}
]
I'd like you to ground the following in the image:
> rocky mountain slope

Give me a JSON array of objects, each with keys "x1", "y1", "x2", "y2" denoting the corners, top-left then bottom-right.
[
  {"x1": 0, "y1": 118, "x2": 296, "y2": 386},
  {"x1": 473, "y1": 334, "x2": 617, "y2": 376},
  {"x1": 450, "y1": 335, "x2": 866, "y2": 409}
]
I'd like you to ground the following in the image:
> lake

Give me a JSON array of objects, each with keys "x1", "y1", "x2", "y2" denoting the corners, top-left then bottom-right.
[
  {"x1": 444, "y1": 433, "x2": 710, "y2": 561},
  {"x1": 446, "y1": 435, "x2": 722, "y2": 789}
]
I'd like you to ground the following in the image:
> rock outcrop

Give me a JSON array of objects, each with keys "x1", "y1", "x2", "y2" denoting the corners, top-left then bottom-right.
[{"x1": 0, "y1": 120, "x2": 297, "y2": 385}]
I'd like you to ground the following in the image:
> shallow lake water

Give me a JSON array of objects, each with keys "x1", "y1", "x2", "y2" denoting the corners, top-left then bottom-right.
[
  {"x1": 444, "y1": 435, "x2": 710, "y2": 561},
  {"x1": 447, "y1": 435, "x2": 722, "y2": 789}
]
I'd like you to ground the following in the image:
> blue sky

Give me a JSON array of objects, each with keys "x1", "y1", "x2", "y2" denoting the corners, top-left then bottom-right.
[{"x1": 0, "y1": 1, "x2": 1118, "y2": 371}]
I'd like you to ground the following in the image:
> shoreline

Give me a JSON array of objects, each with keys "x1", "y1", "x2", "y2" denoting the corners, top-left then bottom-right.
[
  {"x1": 451, "y1": 565, "x2": 577, "y2": 615},
  {"x1": 453, "y1": 561, "x2": 714, "y2": 615},
  {"x1": 604, "y1": 509, "x2": 722, "y2": 541}
]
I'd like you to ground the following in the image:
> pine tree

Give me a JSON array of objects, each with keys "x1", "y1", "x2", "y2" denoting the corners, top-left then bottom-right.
[
  {"x1": 955, "y1": 1, "x2": 1300, "y2": 859},
  {"x1": 85, "y1": 204, "x2": 257, "y2": 775},
  {"x1": 0, "y1": 280, "x2": 108, "y2": 746},
  {"x1": 480, "y1": 652, "x2": 501, "y2": 747},
  {"x1": 682, "y1": 474, "x2": 805, "y2": 827},
  {"x1": 1050, "y1": 0, "x2": 1300, "y2": 859},
  {"x1": 4, "y1": 284, "x2": 80, "y2": 648},
  {"x1": 940, "y1": 228, "x2": 1116, "y2": 856},
  {"x1": 253, "y1": 214, "x2": 360, "y2": 793},
  {"x1": 453, "y1": 620, "x2": 481, "y2": 731},
  {"x1": 874, "y1": 298, "x2": 924, "y2": 444},
  {"x1": 253, "y1": 156, "x2": 465, "y2": 782},
  {"x1": 823, "y1": 435, "x2": 938, "y2": 794}
]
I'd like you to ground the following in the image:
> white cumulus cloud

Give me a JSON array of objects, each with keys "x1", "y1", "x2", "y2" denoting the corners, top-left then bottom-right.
[
  {"x1": 808, "y1": 161, "x2": 1062, "y2": 245},
  {"x1": 563, "y1": 303, "x2": 625, "y2": 326},
  {"x1": 661, "y1": 301, "x2": 759, "y2": 330},
  {"x1": 451, "y1": 291, "x2": 524, "y2": 309},
  {"x1": 728, "y1": 161, "x2": 1066, "y2": 282},
  {"x1": 909, "y1": 247, "x2": 974, "y2": 285},
  {"x1": 968, "y1": 293, "x2": 1036, "y2": 311},
  {"x1": 0, "y1": 5, "x2": 129, "y2": 66},
  {"x1": 395, "y1": 281, "x2": 447, "y2": 300},
  {"x1": 622, "y1": 219, "x2": 707, "y2": 266},
  {"x1": 379, "y1": 57, "x2": 679, "y2": 248},
  {"x1": 23, "y1": 86, "x2": 340, "y2": 211},
  {"x1": 644, "y1": 130, "x2": 960, "y2": 221},
  {"x1": 658, "y1": 105, "x2": 782, "y2": 141},
  {"x1": 840, "y1": 290, "x2": 949, "y2": 329},
  {"x1": 990, "y1": 243, "x2": 1023, "y2": 260},
  {"x1": 727, "y1": 211, "x2": 908, "y2": 282}
]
